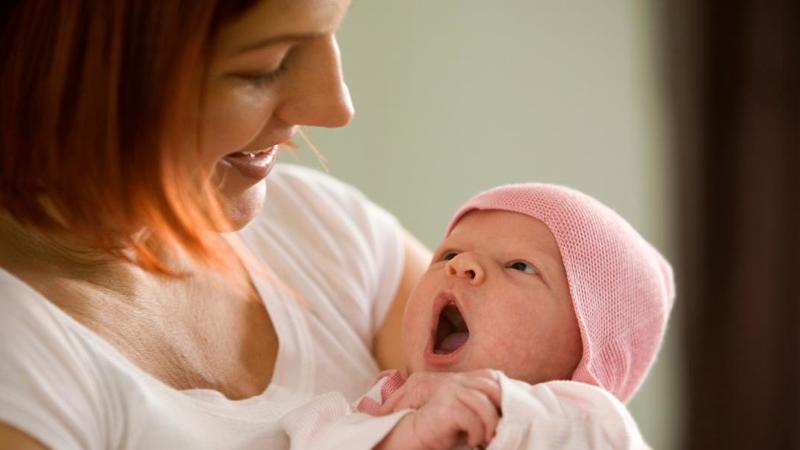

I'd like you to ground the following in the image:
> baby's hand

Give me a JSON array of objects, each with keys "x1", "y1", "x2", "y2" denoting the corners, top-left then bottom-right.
[
  {"x1": 375, "y1": 370, "x2": 502, "y2": 416},
  {"x1": 375, "y1": 373, "x2": 501, "y2": 449},
  {"x1": 373, "y1": 370, "x2": 502, "y2": 450}
]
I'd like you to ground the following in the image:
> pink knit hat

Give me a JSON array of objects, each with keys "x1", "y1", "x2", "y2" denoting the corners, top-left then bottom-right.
[{"x1": 446, "y1": 184, "x2": 675, "y2": 403}]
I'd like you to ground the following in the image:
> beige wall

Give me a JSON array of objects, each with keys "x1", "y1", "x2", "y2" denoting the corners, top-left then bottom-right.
[{"x1": 290, "y1": 1, "x2": 682, "y2": 448}]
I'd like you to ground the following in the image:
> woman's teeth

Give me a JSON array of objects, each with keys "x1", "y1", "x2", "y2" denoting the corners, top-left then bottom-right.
[
  {"x1": 240, "y1": 150, "x2": 267, "y2": 158},
  {"x1": 226, "y1": 147, "x2": 274, "y2": 160}
]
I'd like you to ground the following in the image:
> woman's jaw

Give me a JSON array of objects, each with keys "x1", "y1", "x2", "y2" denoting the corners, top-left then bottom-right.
[{"x1": 209, "y1": 143, "x2": 288, "y2": 231}]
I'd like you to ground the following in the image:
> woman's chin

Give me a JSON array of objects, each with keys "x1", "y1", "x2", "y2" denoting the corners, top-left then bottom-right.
[{"x1": 217, "y1": 180, "x2": 267, "y2": 231}]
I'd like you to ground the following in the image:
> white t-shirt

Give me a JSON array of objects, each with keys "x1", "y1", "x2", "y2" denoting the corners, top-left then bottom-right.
[{"x1": 0, "y1": 164, "x2": 406, "y2": 449}]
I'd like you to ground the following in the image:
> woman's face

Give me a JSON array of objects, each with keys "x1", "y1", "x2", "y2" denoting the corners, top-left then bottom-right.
[{"x1": 200, "y1": 0, "x2": 354, "y2": 228}]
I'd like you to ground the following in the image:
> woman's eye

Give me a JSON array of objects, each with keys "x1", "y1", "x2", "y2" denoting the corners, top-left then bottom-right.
[
  {"x1": 235, "y1": 61, "x2": 288, "y2": 88},
  {"x1": 507, "y1": 261, "x2": 536, "y2": 274}
]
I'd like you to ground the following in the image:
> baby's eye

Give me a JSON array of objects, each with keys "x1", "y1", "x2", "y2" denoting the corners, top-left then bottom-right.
[
  {"x1": 506, "y1": 260, "x2": 536, "y2": 274},
  {"x1": 441, "y1": 251, "x2": 459, "y2": 261}
]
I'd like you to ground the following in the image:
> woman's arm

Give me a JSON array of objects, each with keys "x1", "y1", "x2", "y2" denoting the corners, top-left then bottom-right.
[
  {"x1": 487, "y1": 376, "x2": 650, "y2": 450},
  {"x1": 0, "y1": 423, "x2": 48, "y2": 450},
  {"x1": 373, "y1": 230, "x2": 431, "y2": 371}
]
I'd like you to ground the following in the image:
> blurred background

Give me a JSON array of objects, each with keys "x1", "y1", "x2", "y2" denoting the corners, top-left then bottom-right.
[{"x1": 288, "y1": 1, "x2": 799, "y2": 448}]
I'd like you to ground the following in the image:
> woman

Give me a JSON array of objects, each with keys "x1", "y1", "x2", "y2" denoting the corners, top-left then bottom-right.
[{"x1": 0, "y1": 0, "x2": 429, "y2": 448}]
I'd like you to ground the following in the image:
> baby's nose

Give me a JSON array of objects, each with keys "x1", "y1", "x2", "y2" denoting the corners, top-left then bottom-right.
[{"x1": 445, "y1": 254, "x2": 485, "y2": 285}]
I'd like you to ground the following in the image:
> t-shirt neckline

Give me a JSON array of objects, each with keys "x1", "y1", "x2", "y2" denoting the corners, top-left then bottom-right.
[{"x1": 0, "y1": 235, "x2": 314, "y2": 413}]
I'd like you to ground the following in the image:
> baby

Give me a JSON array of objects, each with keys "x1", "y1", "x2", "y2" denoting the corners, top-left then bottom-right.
[{"x1": 282, "y1": 183, "x2": 675, "y2": 450}]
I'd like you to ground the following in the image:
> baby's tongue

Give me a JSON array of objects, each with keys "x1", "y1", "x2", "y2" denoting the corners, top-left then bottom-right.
[{"x1": 438, "y1": 331, "x2": 468, "y2": 353}]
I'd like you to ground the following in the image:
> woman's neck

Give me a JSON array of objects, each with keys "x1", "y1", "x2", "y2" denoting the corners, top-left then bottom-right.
[
  {"x1": 0, "y1": 213, "x2": 158, "y2": 294},
  {"x1": 0, "y1": 212, "x2": 250, "y2": 308}
]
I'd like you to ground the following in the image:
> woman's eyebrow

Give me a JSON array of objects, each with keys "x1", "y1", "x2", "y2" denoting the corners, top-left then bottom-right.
[{"x1": 234, "y1": 32, "x2": 324, "y2": 55}]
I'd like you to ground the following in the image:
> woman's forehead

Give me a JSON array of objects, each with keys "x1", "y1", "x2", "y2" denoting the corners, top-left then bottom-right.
[{"x1": 214, "y1": 0, "x2": 352, "y2": 55}]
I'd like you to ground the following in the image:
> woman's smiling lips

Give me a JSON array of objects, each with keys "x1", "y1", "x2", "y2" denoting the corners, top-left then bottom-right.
[
  {"x1": 219, "y1": 128, "x2": 295, "y2": 181},
  {"x1": 221, "y1": 145, "x2": 279, "y2": 180}
]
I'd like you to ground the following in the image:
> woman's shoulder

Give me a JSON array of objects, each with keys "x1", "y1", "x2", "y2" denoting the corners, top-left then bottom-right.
[
  {"x1": 0, "y1": 269, "x2": 65, "y2": 338},
  {"x1": 0, "y1": 269, "x2": 112, "y2": 449},
  {"x1": 0, "y1": 269, "x2": 109, "y2": 378}
]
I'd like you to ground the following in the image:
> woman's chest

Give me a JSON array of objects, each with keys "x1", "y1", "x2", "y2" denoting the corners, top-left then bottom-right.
[
  {"x1": 42, "y1": 275, "x2": 281, "y2": 401},
  {"x1": 127, "y1": 293, "x2": 280, "y2": 400},
  {"x1": 151, "y1": 295, "x2": 281, "y2": 401}
]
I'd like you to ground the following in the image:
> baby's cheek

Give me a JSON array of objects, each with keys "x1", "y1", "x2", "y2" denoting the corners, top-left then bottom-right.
[
  {"x1": 479, "y1": 335, "x2": 526, "y2": 374},
  {"x1": 400, "y1": 309, "x2": 425, "y2": 371},
  {"x1": 476, "y1": 315, "x2": 543, "y2": 379}
]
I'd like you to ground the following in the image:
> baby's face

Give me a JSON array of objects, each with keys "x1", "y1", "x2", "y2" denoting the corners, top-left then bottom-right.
[{"x1": 401, "y1": 210, "x2": 582, "y2": 384}]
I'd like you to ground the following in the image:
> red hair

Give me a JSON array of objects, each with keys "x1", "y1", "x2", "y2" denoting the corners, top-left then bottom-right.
[{"x1": 0, "y1": 0, "x2": 259, "y2": 275}]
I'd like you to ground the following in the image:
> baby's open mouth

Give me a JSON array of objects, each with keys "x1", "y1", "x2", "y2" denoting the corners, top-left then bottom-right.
[{"x1": 433, "y1": 303, "x2": 470, "y2": 354}]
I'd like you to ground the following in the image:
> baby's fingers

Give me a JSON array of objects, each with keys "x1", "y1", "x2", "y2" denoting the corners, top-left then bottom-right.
[
  {"x1": 461, "y1": 371, "x2": 502, "y2": 409},
  {"x1": 449, "y1": 400, "x2": 488, "y2": 448},
  {"x1": 456, "y1": 388, "x2": 500, "y2": 444}
]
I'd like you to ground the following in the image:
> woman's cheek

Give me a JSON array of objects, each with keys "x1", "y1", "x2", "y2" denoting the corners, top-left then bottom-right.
[{"x1": 202, "y1": 86, "x2": 275, "y2": 159}]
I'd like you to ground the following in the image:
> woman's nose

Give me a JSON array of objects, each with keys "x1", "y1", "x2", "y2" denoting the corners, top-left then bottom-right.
[
  {"x1": 277, "y1": 35, "x2": 355, "y2": 128},
  {"x1": 445, "y1": 253, "x2": 485, "y2": 285}
]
